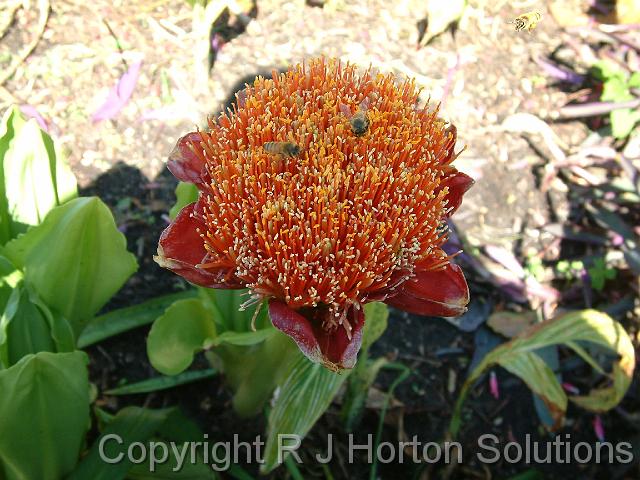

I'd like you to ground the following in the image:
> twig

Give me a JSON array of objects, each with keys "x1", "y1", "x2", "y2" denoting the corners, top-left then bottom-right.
[
  {"x1": 598, "y1": 24, "x2": 640, "y2": 33},
  {"x1": 0, "y1": 0, "x2": 50, "y2": 86},
  {"x1": 556, "y1": 99, "x2": 640, "y2": 119},
  {"x1": 102, "y1": 19, "x2": 128, "y2": 70},
  {"x1": 602, "y1": 32, "x2": 640, "y2": 53}
]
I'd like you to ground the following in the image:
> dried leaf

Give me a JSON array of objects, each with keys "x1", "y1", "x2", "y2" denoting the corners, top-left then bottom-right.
[{"x1": 487, "y1": 310, "x2": 538, "y2": 338}]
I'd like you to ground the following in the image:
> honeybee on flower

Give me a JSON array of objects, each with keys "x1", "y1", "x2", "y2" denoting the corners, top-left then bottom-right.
[
  {"x1": 155, "y1": 58, "x2": 473, "y2": 371},
  {"x1": 263, "y1": 141, "x2": 302, "y2": 158},
  {"x1": 340, "y1": 98, "x2": 371, "y2": 137}
]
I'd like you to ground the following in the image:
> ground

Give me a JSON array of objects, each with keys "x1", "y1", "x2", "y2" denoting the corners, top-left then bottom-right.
[{"x1": 1, "y1": 0, "x2": 639, "y2": 479}]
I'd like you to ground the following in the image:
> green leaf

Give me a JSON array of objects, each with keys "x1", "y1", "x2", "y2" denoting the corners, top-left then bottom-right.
[
  {"x1": 3, "y1": 197, "x2": 138, "y2": 336},
  {"x1": 590, "y1": 60, "x2": 621, "y2": 81},
  {"x1": 78, "y1": 290, "x2": 198, "y2": 348},
  {"x1": 449, "y1": 310, "x2": 635, "y2": 436},
  {"x1": 0, "y1": 351, "x2": 90, "y2": 480},
  {"x1": 199, "y1": 288, "x2": 267, "y2": 332},
  {"x1": 262, "y1": 354, "x2": 347, "y2": 473},
  {"x1": 213, "y1": 330, "x2": 298, "y2": 418},
  {"x1": 0, "y1": 107, "x2": 76, "y2": 241},
  {"x1": 629, "y1": 72, "x2": 640, "y2": 88},
  {"x1": 611, "y1": 108, "x2": 640, "y2": 139},
  {"x1": 68, "y1": 407, "x2": 175, "y2": 480},
  {"x1": 147, "y1": 298, "x2": 217, "y2": 375},
  {"x1": 169, "y1": 182, "x2": 198, "y2": 220},
  {"x1": 105, "y1": 368, "x2": 217, "y2": 395},
  {"x1": 602, "y1": 76, "x2": 632, "y2": 102},
  {"x1": 211, "y1": 328, "x2": 275, "y2": 347},
  {"x1": 361, "y1": 302, "x2": 388, "y2": 352},
  {"x1": 0, "y1": 281, "x2": 74, "y2": 367},
  {"x1": 0, "y1": 106, "x2": 25, "y2": 244}
]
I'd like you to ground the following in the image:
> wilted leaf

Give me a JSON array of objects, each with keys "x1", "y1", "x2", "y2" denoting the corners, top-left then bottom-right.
[
  {"x1": 3, "y1": 197, "x2": 138, "y2": 336},
  {"x1": 445, "y1": 298, "x2": 492, "y2": 332},
  {"x1": 0, "y1": 351, "x2": 90, "y2": 480},
  {"x1": 450, "y1": 310, "x2": 635, "y2": 436},
  {"x1": 262, "y1": 354, "x2": 346, "y2": 473},
  {"x1": 147, "y1": 298, "x2": 217, "y2": 375},
  {"x1": 487, "y1": 310, "x2": 537, "y2": 338}
]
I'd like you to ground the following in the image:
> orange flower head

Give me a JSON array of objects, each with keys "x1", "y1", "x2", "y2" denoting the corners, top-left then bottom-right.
[{"x1": 156, "y1": 58, "x2": 473, "y2": 370}]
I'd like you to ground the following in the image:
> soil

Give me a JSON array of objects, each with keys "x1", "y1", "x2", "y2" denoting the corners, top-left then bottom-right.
[{"x1": 2, "y1": 0, "x2": 639, "y2": 479}]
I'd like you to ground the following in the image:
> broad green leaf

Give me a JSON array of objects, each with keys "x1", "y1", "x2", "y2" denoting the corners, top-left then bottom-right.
[
  {"x1": 361, "y1": 301, "x2": 388, "y2": 352},
  {"x1": 214, "y1": 331, "x2": 298, "y2": 418},
  {"x1": 0, "y1": 281, "x2": 74, "y2": 367},
  {"x1": 211, "y1": 328, "x2": 275, "y2": 347},
  {"x1": 124, "y1": 409, "x2": 219, "y2": 479},
  {"x1": 449, "y1": 310, "x2": 635, "y2": 436},
  {"x1": 0, "y1": 351, "x2": 89, "y2": 480},
  {"x1": 262, "y1": 354, "x2": 347, "y2": 473},
  {"x1": 611, "y1": 108, "x2": 640, "y2": 139},
  {"x1": 169, "y1": 182, "x2": 198, "y2": 220},
  {"x1": 78, "y1": 290, "x2": 198, "y2": 348},
  {"x1": 0, "y1": 108, "x2": 77, "y2": 240},
  {"x1": 147, "y1": 298, "x2": 217, "y2": 375},
  {"x1": 3, "y1": 197, "x2": 138, "y2": 336},
  {"x1": 0, "y1": 107, "x2": 25, "y2": 244},
  {"x1": 126, "y1": 458, "x2": 218, "y2": 480},
  {"x1": 602, "y1": 76, "x2": 632, "y2": 102},
  {"x1": 105, "y1": 368, "x2": 216, "y2": 395},
  {"x1": 591, "y1": 60, "x2": 620, "y2": 81},
  {"x1": 68, "y1": 407, "x2": 175, "y2": 480},
  {"x1": 198, "y1": 287, "x2": 268, "y2": 332}
]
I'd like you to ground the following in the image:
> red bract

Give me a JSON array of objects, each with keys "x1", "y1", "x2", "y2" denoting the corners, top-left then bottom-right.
[{"x1": 155, "y1": 58, "x2": 472, "y2": 371}]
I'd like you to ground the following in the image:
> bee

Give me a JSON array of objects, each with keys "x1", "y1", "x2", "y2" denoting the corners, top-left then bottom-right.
[
  {"x1": 508, "y1": 11, "x2": 542, "y2": 33},
  {"x1": 339, "y1": 98, "x2": 370, "y2": 137},
  {"x1": 263, "y1": 141, "x2": 301, "y2": 158}
]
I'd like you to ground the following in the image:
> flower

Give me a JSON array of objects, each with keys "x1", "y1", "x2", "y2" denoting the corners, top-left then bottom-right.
[{"x1": 155, "y1": 58, "x2": 473, "y2": 371}]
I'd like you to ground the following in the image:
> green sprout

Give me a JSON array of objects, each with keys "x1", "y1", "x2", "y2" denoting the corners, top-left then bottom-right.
[
  {"x1": 591, "y1": 60, "x2": 640, "y2": 139},
  {"x1": 587, "y1": 257, "x2": 617, "y2": 291}
]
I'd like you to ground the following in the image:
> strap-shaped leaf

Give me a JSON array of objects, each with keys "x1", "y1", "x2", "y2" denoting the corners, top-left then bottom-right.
[
  {"x1": 0, "y1": 351, "x2": 89, "y2": 480},
  {"x1": 262, "y1": 354, "x2": 346, "y2": 473},
  {"x1": 450, "y1": 309, "x2": 635, "y2": 436}
]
